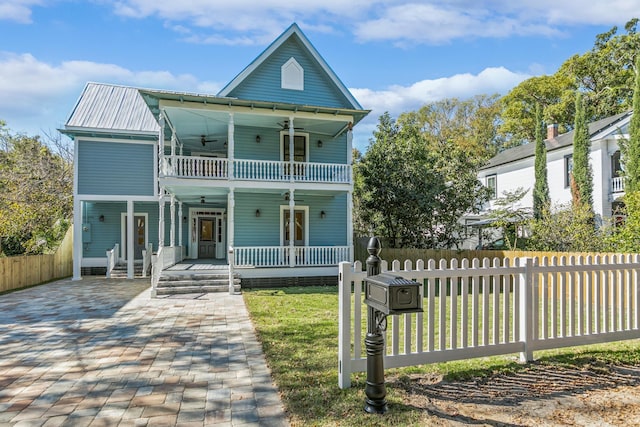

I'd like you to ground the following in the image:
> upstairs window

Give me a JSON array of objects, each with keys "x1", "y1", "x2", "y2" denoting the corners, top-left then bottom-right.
[
  {"x1": 565, "y1": 155, "x2": 573, "y2": 188},
  {"x1": 486, "y1": 174, "x2": 497, "y2": 199}
]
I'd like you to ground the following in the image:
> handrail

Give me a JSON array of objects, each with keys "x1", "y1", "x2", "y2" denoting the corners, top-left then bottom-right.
[
  {"x1": 151, "y1": 246, "x2": 163, "y2": 296},
  {"x1": 141, "y1": 243, "x2": 153, "y2": 278},
  {"x1": 105, "y1": 243, "x2": 119, "y2": 278},
  {"x1": 228, "y1": 246, "x2": 235, "y2": 295}
]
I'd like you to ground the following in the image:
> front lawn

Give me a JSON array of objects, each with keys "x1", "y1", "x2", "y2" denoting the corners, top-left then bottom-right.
[{"x1": 243, "y1": 285, "x2": 640, "y2": 426}]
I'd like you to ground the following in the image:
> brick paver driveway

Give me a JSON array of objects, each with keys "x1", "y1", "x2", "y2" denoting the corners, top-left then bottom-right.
[{"x1": 0, "y1": 278, "x2": 288, "y2": 426}]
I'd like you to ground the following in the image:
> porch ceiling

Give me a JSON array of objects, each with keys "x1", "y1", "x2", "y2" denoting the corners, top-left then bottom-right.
[{"x1": 164, "y1": 185, "x2": 344, "y2": 205}]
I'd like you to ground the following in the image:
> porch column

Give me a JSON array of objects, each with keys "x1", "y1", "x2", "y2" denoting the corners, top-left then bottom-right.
[
  {"x1": 158, "y1": 114, "x2": 165, "y2": 181},
  {"x1": 347, "y1": 190, "x2": 354, "y2": 262},
  {"x1": 158, "y1": 190, "x2": 165, "y2": 250},
  {"x1": 127, "y1": 200, "x2": 134, "y2": 279},
  {"x1": 347, "y1": 122, "x2": 353, "y2": 183},
  {"x1": 72, "y1": 199, "x2": 83, "y2": 280},
  {"x1": 178, "y1": 201, "x2": 183, "y2": 248},
  {"x1": 227, "y1": 189, "x2": 235, "y2": 250},
  {"x1": 289, "y1": 189, "x2": 295, "y2": 268},
  {"x1": 170, "y1": 194, "x2": 176, "y2": 247},
  {"x1": 289, "y1": 116, "x2": 295, "y2": 183},
  {"x1": 170, "y1": 135, "x2": 177, "y2": 175},
  {"x1": 228, "y1": 113, "x2": 235, "y2": 179}
]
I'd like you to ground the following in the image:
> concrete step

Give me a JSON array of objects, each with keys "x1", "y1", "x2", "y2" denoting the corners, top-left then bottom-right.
[
  {"x1": 156, "y1": 278, "x2": 241, "y2": 288},
  {"x1": 155, "y1": 284, "x2": 241, "y2": 295},
  {"x1": 159, "y1": 273, "x2": 230, "y2": 281}
]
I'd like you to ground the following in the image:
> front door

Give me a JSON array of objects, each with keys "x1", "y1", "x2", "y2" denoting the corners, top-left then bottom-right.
[
  {"x1": 124, "y1": 215, "x2": 146, "y2": 260},
  {"x1": 283, "y1": 210, "x2": 305, "y2": 246},
  {"x1": 198, "y1": 218, "x2": 216, "y2": 259}
]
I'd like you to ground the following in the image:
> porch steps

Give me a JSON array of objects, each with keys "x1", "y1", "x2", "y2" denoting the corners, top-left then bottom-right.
[
  {"x1": 109, "y1": 263, "x2": 145, "y2": 279},
  {"x1": 155, "y1": 271, "x2": 241, "y2": 295}
]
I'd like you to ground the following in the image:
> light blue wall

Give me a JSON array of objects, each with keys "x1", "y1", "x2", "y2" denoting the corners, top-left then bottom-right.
[
  {"x1": 234, "y1": 192, "x2": 347, "y2": 247},
  {"x1": 227, "y1": 36, "x2": 353, "y2": 109},
  {"x1": 78, "y1": 140, "x2": 155, "y2": 196}
]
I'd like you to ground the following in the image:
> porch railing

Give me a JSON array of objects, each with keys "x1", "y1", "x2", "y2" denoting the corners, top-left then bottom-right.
[
  {"x1": 612, "y1": 176, "x2": 625, "y2": 193},
  {"x1": 105, "y1": 243, "x2": 119, "y2": 278},
  {"x1": 234, "y1": 246, "x2": 350, "y2": 268},
  {"x1": 141, "y1": 243, "x2": 153, "y2": 278},
  {"x1": 161, "y1": 156, "x2": 350, "y2": 184}
]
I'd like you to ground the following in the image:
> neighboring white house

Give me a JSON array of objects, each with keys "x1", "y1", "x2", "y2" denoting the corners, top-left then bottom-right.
[{"x1": 463, "y1": 111, "x2": 632, "y2": 249}]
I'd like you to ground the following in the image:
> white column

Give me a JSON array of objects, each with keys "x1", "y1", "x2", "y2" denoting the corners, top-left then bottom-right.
[
  {"x1": 289, "y1": 116, "x2": 295, "y2": 183},
  {"x1": 170, "y1": 135, "x2": 177, "y2": 175},
  {"x1": 228, "y1": 113, "x2": 235, "y2": 179},
  {"x1": 289, "y1": 189, "x2": 295, "y2": 267},
  {"x1": 347, "y1": 123, "x2": 353, "y2": 185},
  {"x1": 347, "y1": 190, "x2": 353, "y2": 262},
  {"x1": 227, "y1": 189, "x2": 235, "y2": 250},
  {"x1": 72, "y1": 200, "x2": 83, "y2": 280},
  {"x1": 158, "y1": 114, "x2": 165, "y2": 183},
  {"x1": 178, "y1": 201, "x2": 183, "y2": 248},
  {"x1": 158, "y1": 191, "x2": 165, "y2": 250},
  {"x1": 127, "y1": 200, "x2": 134, "y2": 279},
  {"x1": 170, "y1": 194, "x2": 176, "y2": 247}
]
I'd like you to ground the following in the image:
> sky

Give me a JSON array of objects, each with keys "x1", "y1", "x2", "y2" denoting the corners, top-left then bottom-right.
[{"x1": 1, "y1": 1, "x2": 639, "y2": 152}]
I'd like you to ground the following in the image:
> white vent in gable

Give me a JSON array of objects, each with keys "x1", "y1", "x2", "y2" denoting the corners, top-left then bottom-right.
[{"x1": 281, "y1": 57, "x2": 304, "y2": 91}]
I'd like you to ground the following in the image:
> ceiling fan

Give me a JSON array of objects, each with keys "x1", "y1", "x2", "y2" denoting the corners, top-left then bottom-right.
[
  {"x1": 278, "y1": 120, "x2": 304, "y2": 131},
  {"x1": 200, "y1": 135, "x2": 218, "y2": 146}
]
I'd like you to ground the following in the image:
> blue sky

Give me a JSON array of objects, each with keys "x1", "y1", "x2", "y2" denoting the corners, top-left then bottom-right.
[{"x1": 1, "y1": 1, "x2": 639, "y2": 152}]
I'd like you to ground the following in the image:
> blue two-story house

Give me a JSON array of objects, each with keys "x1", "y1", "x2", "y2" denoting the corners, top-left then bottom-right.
[{"x1": 63, "y1": 23, "x2": 369, "y2": 291}]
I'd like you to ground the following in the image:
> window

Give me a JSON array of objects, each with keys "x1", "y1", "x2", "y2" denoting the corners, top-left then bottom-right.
[
  {"x1": 611, "y1": 150, "x2": 622, "y2": 178},
  {"x1": 486, "y1": 174, "x2": 497, "y2": 199},
  {"x1": 565, "y1": 155, "x2": 573, "y2": 188},
  {"x1": 281, "y1": 57, "x2": 304, "y2": 90}
]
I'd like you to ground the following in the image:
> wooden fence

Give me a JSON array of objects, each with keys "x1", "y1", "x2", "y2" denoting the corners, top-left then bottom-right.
[
  {"x1": 0, "y1": 227, "x2": 74, "y2": 293},
  {"x1": 338, "y1": 253, "x2": 640, "y2": 388}
]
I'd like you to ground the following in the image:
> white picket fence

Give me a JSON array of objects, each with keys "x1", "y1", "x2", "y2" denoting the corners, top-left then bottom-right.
[{"x1": 338, "y1": 254, "x2": 640, "y2": 388}]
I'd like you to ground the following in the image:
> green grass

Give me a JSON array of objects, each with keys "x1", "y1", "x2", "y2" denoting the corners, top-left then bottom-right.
[{"x1": 243, "y1": 285, "x2": 640, "y2": 426}]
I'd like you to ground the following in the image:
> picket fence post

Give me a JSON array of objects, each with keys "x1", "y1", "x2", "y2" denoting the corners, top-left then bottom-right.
[
  {"x1": 338, "y1": 261, "x2": 352, "y2": 389},
  {"x1": 519, "y1": 257, "x2": 535, "y2": 362}
]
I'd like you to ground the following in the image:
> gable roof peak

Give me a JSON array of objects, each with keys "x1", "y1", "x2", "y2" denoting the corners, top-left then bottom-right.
[{"x1": 217, "y1": 22, "x2": 363, "y2": 110}]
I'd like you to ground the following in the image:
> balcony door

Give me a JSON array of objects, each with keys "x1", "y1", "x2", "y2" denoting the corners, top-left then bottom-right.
[
  {"x1": 281, "y1": 206, "x2": 308, "y2": 247},
  {"x1": 282, "y1": 133, "x2": 308, "y2": 176}
]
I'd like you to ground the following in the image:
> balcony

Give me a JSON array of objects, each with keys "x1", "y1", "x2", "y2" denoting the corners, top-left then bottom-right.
[
  {"x1": 160, "y1": 156, "x2": 351, "y2": 184},
  {"x1": 612, "y1": 176, "x2": 625, "y2": 194}
]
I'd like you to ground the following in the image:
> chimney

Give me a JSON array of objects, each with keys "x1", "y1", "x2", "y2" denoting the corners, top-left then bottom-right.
[{"x1": 547, "y1": 124, "x2": 558, "y2": 140}]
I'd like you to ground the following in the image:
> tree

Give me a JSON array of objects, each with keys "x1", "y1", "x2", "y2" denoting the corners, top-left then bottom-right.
[
  {"x1": 571, "y1": 92, "x2": 594, "y2": 213},
  {"x1": 499, "y1": 74, "x2": 576, "y2": 146},
  {"x1": 0, "y1": 128, "x2": 73, "y2": 255},
  {"x1": 621, "y1": 56, "x2": 640, "y2": 193},
  {"x1": 533, "y1": 103, "x2": 550, "y2": 220},
  {"x1": 355, "y1": 104, "x2": 492, "y2": 249},
  {"x1": 486, "y1": 187, "x2": 531, "y2": 250}
]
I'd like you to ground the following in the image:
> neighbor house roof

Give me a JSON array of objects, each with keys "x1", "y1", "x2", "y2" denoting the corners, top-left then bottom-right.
[
  {"x1": 63, "y1": 82, "x2": 160, "y2": 136},
  {"x1": 217, "y1": 23, "x2": 364, "y2": 110},
  {"x1": 481, "y1": 111, "x2": 632, "y2": 171}
]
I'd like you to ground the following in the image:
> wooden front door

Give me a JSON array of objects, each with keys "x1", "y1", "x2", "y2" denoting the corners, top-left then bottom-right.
[
  {"x1": 124, "y1": 215, "x2": 146, "y2": 260},
  {"x1": 198, "y1": 218, "x2": 215, "y2": 259}
]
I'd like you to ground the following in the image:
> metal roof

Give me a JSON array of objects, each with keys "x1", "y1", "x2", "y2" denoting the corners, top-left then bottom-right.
[
  {"x1": 64, "y1": 83, "x2": 159, "y2": 135},
  {"x1": 481, "y1": 111, "x2": 633, "y2": 170}
]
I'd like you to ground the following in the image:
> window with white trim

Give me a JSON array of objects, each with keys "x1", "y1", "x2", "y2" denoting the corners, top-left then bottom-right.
[{"x1": 486, "y1": 174, "x2": 497, "y2": 199}]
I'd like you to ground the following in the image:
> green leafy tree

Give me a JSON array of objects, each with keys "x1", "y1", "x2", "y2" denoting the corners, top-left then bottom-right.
[
  {"x1": 0, "y1": 127, "x2": 73, "y2": 255},
  {"x1": 533, "y1": 103, "x2": 550, "y2": 220},
  {"x1": 571, "y1": 92, "x2": 594, "y2": 213},
  {"x1": 486, "y1": 187, "x2": 531, "y2": 250},
  {"x1": 355, "y1": 103, "x2": 493, "y2": 248},
  {"x1": 528, "y1": 203, "x2": 607, "y2": 252},
  {"x1": 620, "y1": 56, "x2": 640, "y2": 193}
]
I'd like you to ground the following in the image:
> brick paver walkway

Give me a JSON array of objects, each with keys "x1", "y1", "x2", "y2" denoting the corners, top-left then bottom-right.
[{"x1": 0, "y1": 278, "x2": 289, "y2": 426}]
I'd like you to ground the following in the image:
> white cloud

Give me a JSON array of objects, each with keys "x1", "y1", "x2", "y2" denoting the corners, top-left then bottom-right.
[
  {"x1": 0, "y1": 52, "x2": 221, "y2": 135},
  {"x1": 0, "y1": 0, "x2": 43, "y2": 23},
  {"x1": 351, "y1": 66, "x2": 530, "y2": 119}
]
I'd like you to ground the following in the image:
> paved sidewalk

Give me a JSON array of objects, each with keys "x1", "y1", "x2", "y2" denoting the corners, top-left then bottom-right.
[{"x1": 0, "y1": 278, "x2": 289, "y2": 426}]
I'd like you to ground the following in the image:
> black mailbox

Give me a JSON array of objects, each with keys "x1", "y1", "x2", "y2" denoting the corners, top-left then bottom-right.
[{"x1": 364, "y1": 273, "x2": 423, "y2": 315}]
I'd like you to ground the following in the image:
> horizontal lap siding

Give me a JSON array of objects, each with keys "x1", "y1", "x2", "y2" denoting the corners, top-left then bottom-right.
[
  {"x1": 234, "y1": 193, "x2": 347, "y2": 247},
  {"x1": 227, "y1": 37, "x2": 352, "y2": 109},
  {"x1": 234, "y1": 126, "x2": 347, "y2": 164},
  {"x1": 78, "y1": 140, "x2": 155, "y2": 196}
]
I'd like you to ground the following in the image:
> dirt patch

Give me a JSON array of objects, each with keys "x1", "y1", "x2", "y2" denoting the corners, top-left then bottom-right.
[{"x1": 390, "y1": 362, "x2": 640, "y2": 426}]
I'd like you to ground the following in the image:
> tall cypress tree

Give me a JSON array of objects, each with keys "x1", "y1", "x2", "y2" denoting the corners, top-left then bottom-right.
[
  {"x1": 533, "y1": 103, "x2": 550, "y2": 219},
  {"x1": 571, "y1": 92, "x2": 593, "y2": 212},
  {"x1": 623, "y1": 56, "x2": 640, "y2": 193}
]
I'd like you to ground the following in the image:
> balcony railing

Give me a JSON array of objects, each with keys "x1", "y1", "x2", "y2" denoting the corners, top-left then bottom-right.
[
  {"x1": 612, "y1": 176, "x2": 625, "y2": 193},
  {"x1": 161, "y1": 156, "x2": 351, "y2": 184},
  {"x1": 234, "y1": 246, "x2": 350, "y2": 268}
]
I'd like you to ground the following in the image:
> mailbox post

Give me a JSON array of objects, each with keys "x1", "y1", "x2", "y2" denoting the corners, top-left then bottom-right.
[{"x1": 363, "y1": 237, "x2": 422, "y2": 415}]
